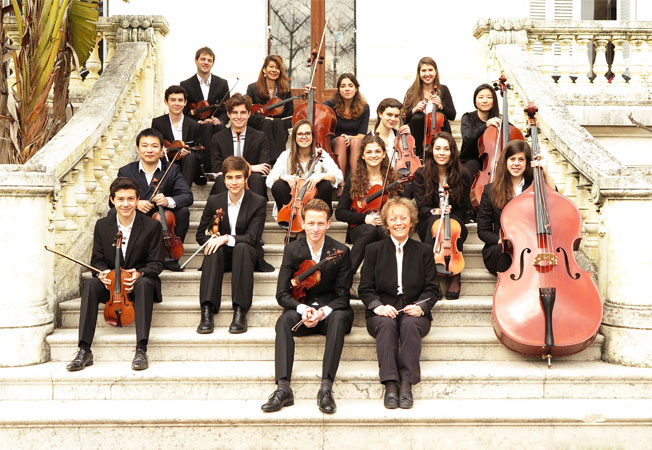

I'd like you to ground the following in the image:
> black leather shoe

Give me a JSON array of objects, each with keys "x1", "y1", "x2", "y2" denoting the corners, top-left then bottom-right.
[
  {"x1": 66, "y1": 348, "x2": 93, "y2": 372},
  {"x1": 317, "y1": 388, "x2": 337, "y2": 414},
  {"x1": 164, "y1": 260, "x2": 183, "y2": 272},
  {"x1": 261, "y1": 389, "x2": 294, "y2": 412},
  {"x1": 197, "y1": 303, "x2": 215, "y2": 334},
  {"x1": 131, "y1": 349, "x2": 149, "y2": 371},
  {"x1": 384, "y1": 391, "x2": 399, "y2": 409},
  {"x1": 399, "y1": 391, "x2": 414, "y2": 409},
  {"x1": 228, "y1": 305, "x2": 247, "y2": 334}
]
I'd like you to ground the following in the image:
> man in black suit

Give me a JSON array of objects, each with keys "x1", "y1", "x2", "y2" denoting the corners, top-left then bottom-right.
[
  {"x1": 66, "y1": 177, "x2": 164, "y2": 372},
  {"x1": 195, "y1": 156, "x2": 270, "y2": 334},
  {"x1": 117, "y1": 128, "x2": 194, "y2": 271},
  {"x1": 208, "y1": 93, "x2": 271, "y2": 198},
  {"x1": 261, "y1": 199, "x2": 354, "y2": 415},
  {"x1": 180, "y1": 46, "x2": 229, "y2": 128},
  {"x1": 151, "y1": 85, "x2": 206, "y2": 188}
]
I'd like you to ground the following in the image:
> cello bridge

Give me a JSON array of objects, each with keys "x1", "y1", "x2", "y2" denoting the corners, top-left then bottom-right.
[{"x1": 533, "y1": 253, "x2": 557, "y2": 267}]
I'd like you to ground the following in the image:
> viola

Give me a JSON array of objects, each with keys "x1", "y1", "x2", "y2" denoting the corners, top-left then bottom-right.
[
  {"x1": 423, "y1": 88, "x2": 446, "y2": 153},
  {"x1": 150, "y1": 174, "x2": 184, "y2": 262},
  {"x1": 393, "y1": 125, "x2": 421, "y2": 176},
  {"x1": 350, "y1": 175, "x2": 413, "y2": 216},
  {"x1": 431, "y1": 183, "x2": 465, "y2": 276},
  {"x1": 252, "y1": 94, "x2": 306, "y2": 117},
  {"x1": 492, "y1": 103, "x2": 602, "y2": 367},
  {"x1": 163, "y1": 140, "x2": 205, "y2": 161},
  {"x1": 290, "y1": 249, "x2": 345, "y2": 302},
  {"x1": 470, "y1": 74, "x2": 525, "y2": 209},
  {"x1": 276, "y1": 150, "x2": 323, "y2": 243}
]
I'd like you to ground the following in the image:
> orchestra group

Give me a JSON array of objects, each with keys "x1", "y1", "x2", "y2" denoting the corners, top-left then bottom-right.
[{"x1": 63, "y1": 46, "x2": 567, "y2": 414}]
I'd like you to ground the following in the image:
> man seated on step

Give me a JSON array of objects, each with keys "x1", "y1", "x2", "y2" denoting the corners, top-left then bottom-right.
[
  {"x1": 151, "y1": 85, "x2": 206, "y2": 189},
  {"x1": 195, "y1": 156, "x2": 272, "y2": 334},
  {"x1": 208, "y1": 93, "x2": 271, "y2": 199},
  {"x1": 117, "y1": 128, "x2": 194, "y2": 272},
  {"x1": 261, "y1": 199, "x2": 354, "y2": 415},
  {"x1": 67, "y1": 177, "x2": 164, "y2": 372}
]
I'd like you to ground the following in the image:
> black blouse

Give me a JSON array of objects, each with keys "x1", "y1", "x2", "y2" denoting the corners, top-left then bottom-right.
[
  {"x1": 460, "y1": 111, "x2": 487, "y2": 164},
  {"x1": 404, "y1": 84, "x2": 456, "y2": 124},
  {"x1": 413, "y1": 166, "x2": 472, "y2": 223},
  {"x1": 323, "y1": 99, "x2": 370, "y2": 137}
]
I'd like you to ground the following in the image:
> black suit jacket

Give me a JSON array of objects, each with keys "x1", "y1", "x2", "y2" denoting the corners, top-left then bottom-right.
[
  {"x1": 359, "y1": 237, "x2": 441, "y2": 320},
  {"x1": 476, "y1": 180, "x2": 533, "y2": 248},
  {"x1": 276, "y1": 236, "x2": 353, "y2": 312},
  {"x1": 91, "y1": 210, "x2": 164, "y2": 302},
  {"x1": 117, "y1": 160, "x2": 194, "y2": 208},
  {"x1": 210, "y1": 126, "x2": 270, "y2": 172},
  {"x1": 181, "y1": 74, "x2": 230, "y2": 125},
  {"x1": 151, "y1": 114, "x2": 201, "y2": 145},
  {"x1": 196, "y1": 190, "x2": 266, "y2": 248}
]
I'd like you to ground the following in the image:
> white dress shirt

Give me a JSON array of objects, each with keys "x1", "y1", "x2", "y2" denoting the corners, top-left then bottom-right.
[
  {"x1": 390, "y1": 235, "x2": 407, "y2": 295},
  {"x1": 225, "y1": 192, "x2": 244, "y2": 247},
  {"x1": 514, "y1": 178, "x2": 526, "y2": 196},
  {"x1": 231, "y1": 128, "x2": 246, "y2": 158},
  {"x1": 197, "y1": 74, "x2": 211, "y2": 101},
  {"x1": 116, "y1": 214, "x2": 136, "y2": 259},
  {"x1": 138, "y1": 160, "x2": 176, "y2": 209},
  {"x1": 296, "y1": 240, "x2": 332, "y2": 320},
  {"x1": 169, "y1": 115, "x2": 184, "y2": 141}
]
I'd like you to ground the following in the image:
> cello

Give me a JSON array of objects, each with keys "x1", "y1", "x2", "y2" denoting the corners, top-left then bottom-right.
[
  {"x1": 292, "y1": 22, "x2": 337, "y2": 163},
  {"x1": 470, "y1": 75, "x2": 524, "y2": 209},
  {"x1": 492, "y1": 103, "x2": 602, "y2": 367},
  {"x1": 276, "y1": 150, "x2": 323, "y2": 244},
  {"x1": 431, "y1": 182, "x2": 465, "y2": 277}
]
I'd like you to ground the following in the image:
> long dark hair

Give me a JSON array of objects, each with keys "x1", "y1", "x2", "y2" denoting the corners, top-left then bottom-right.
[
  {"x1": 403, "y1": 57, "x2": 441, "y2": 116},
  {"x1": 374, "y1": 98, "x2": 403, "y2": 132},
  {"x1": 350, "y1": 134, "x2": 401, "y2": 199},
  {"x1": 255, "y1": 55, "x2": 290, "y2": 99},
  {"x1": 288, "y1": 119, "x2": 315, "y2": 176},
  {"x1": 421, "y1": 132, "x2": 464, "y2": 204},
  {"x1": 331, "y1": 73, "x2": 367, "y2": 119},
  {"x1": 490, "y1": 140, "x2": 533, "y2": 210},
  {"x1": 473, "y1": 83, "x2": 500, "y2": 119}
]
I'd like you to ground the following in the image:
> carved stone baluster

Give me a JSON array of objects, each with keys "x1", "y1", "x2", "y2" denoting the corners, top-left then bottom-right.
[
  {"x1": 592, "y1": 38, "x2": 610, "y2": 85},
  {"x1": 71, "y1": 167, "x2": 89, "y2": 225},
  {"x1": 641, "y1": 38, "x2": 652, "y2": 85},
  {"x1": 557, "y1": 34, "x2": 574, "y2": 85},
  {"x1": 575, "y1": 35, "x2": 594, "y2": 85},
  {"x1": 85, "y1": 36, "x2": 103, "y2": 86},
  {"x1": 60, "y1": 175, "x2": 80, "y2": 241},
  {"x1": 540, "y1": 37, "x2": 556, "y2": 81},
  {"x1": 577, "y1": 175, "x2": 600, "y2": 263},
  {"x1": 628, "y1": 38, "x2": 646, "y2": 85},
  {"x1": 83, "y1": 150, "x2": 99, "y2": 216},
  {"x1": 610, "y1": 35, "x2": 628, "y2": 84}
]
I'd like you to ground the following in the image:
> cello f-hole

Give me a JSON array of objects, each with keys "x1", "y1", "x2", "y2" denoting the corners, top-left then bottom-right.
[
  {"x1": 509, "y1": 248, "x2": 531, "y2": 281},
  {"x1": 556, "y1": 247, "x2": 581, "y2": 280}
]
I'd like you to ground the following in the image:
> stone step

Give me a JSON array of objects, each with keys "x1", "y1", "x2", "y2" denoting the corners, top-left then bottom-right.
[
  {"x1": 47, "y1": 326, "x2": 603, "y2": 363},
  {"x1": 1, "y1": 398, "x2": 650, "y2": 449},
  {"x1": 2, "y1": 360, "x2": 648, "y2": 402},
  {"x1": 58, "y1": 296, "x2": 494, "y2": 329}
]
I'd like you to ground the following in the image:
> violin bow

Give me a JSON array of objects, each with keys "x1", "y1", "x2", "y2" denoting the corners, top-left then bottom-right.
[
  {"x1": 307, "y1": 19, "x2": 328, "y2": 90},
  {"x1": 396, "y1": 297, "x2": 432, "y2": 315}
]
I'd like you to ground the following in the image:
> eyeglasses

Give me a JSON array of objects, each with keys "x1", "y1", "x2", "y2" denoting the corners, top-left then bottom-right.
[{"x1": 296, "y1": 132, "x2": 312, "y2": 138}]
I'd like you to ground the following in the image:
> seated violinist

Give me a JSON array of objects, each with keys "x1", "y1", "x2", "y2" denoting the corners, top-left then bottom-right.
[
  {"x1": 151, "y1": 85, "x2": 205, "y2": 188},
  {"x1": 477, "y1": 140, "x2": 556, "y2": 275},
  {"x1": 261, "y1": 199, "x2": 353, "y2": 414},
  {"x1": 246, "y1": 55, "x2": 294, "y2": 164},
  {"x1": 359, "y1": 198, "x2": 441, "y2": 409},
  {"x1": 67, "y1": 177, "x2": 164, "y2": 372},
  {"x1": 267, "y1": 119, "x2": 343, "y2": 225},
  {"x1": 335, "y1": 134, "x2": 403, "y2": 281},
  {"x1": 413, "y1": 132, "x2": 471, "y2": 299},
  {"x1": 117, "y1": 128, "x2": 194, "y2": 272},
  {"x1": 208, "y1": 93, "x2": 271, "y2": 198},
  {"x1": 460, "y1": 83, "x2": 501, "y2": 178},
  {"x1": 195, "y1": 156, "x2": 271, "y2": 335}
]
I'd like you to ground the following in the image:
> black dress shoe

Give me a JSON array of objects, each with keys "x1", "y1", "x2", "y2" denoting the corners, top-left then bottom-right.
[
  {"x1": 195, "y1": 175, "x2": 208, "y2": 186},
  {"x1": 164, "y1": 260, "x2": 183, "y2": 272},
  {"x1": 197, "y1": 303, "x2": 215, "y2": 334},
  {"x1": 131, "y1": 349, "x2": 149, "y2": 371},
  {"x1": 261, "y1": 389, "x2": 294, "y2": 412},
  {"x1": 228, "y1": 305, "x2": 247, "y2": 334},
  {"x1": 399, "y1": 392, "x2": 414, "y2": 409},
  {"x1": 384, "y1": 391, "x2": 399, "y2": 409},
  {"x1": 317, "y1": 388, "x2": 337, "y2": 414},
  {"x1": 66, "y1": 348, "x2": 93, "y2": 372}
]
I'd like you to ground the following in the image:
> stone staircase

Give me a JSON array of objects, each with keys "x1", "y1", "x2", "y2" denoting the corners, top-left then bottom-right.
[{"x1": 3, "y1": 125, "x2": 652, "y2": 449}]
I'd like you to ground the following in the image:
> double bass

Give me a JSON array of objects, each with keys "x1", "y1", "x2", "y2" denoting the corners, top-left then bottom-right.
[
  {"x1": 470, "y1": 75, "x2": 524, "y2": 209},
  {"x1": 492, "y1": 103, "x2": 602, "y2": 367}
]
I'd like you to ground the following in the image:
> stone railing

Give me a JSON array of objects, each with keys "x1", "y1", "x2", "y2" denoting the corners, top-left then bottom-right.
[
  {"x1": 472, "y1": 23, "x2": 652, "y2": 367},
  {"x1": 473, "y1": 19, "x2": 652, "y2": 88},
  {"x1": 0, "y1": 16, "x2": 169, "y2": 367}
]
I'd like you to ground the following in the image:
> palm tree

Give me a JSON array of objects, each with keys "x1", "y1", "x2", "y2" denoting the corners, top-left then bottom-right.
[{"x1": 0, "y1": 0, "x2": 99, "y2": 164}]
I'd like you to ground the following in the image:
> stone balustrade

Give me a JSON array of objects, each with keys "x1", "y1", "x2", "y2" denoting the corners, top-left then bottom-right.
[
  {"x1": 0, "y1": 16, "x2": 169, "y2": 367},
  {"x1": 473, "y1": 18, "x2": 652, "y2": 88}
]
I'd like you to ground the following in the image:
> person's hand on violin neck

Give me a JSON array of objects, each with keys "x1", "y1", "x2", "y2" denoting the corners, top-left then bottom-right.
[
  {"x1": 123, "y1": 269, "x2": 142, "y2": 293},
  {"x1": 137, "y1": 200, "x2": 155, "y2": 214},
  {"x1": 251, "y1": 163, "x2": 271, "y2": 175},
  {"x1": 150, "y1": 193, "x2": 170, "y2": 208},
  {"x1": 204, "y1": 234, "x2": 229, "y2": 255}
]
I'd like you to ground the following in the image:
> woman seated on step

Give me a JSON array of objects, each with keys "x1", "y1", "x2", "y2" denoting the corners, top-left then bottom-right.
[
  {"x1": 477, "y1": 140, "x2": 555, "y2": 275},
  {"x1": 266, "y1": 119, "x2": 343, "y2": 226},
  {"x1": 335, "y1": 134, "x2": 404, "y2": 280},
  {"x1": 359, "y1": 197, "x2": 441, "y2": 410},
  {"x1": 413, "y1": 132, "x2": 472, "y2": 299}
]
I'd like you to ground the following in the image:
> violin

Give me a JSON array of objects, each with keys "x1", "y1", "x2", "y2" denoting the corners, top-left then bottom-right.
[
  {"x1": 431, "y1": 182, "x2": 465, "y2": 276},
  {"x1": 492, "y1": 103, "x2": 602, "y2": 367},
  {"x1": 350, "y1": 175, "x2": 413, "y2": 217},
  {"x1": 150, "y1": 172, "x2": 184, "y2": 262},
  {"x1": 470, "y1": 75, "x2": 525, "y2": 209},
  {"x1": 291, "y1": 29, "x2": 338, "y2": 163},
  {"x1": 252, "y1": 94, "x2": 306, "y2": 117},
  {"x1": 188, "y1": 100, "x2": 218, "y2": 121},
  {"x1": 393, "y1": 124, "x2": 421, "y2": 176},
  {"x1": 290, "y1": 249, "x2": 345, "y2": 302},
  {"x1": 423, "y1": 88, "x2": 445, "y2": 154},
  {"x1": 163, "y1": 140, "x2": 205, "y2": 161},
  {"x1": 44, "y1": 235, "x2": 135, "y2": 327},
  {"x1": 276, "y1": 150, "x2": 323, "y2": 244}
]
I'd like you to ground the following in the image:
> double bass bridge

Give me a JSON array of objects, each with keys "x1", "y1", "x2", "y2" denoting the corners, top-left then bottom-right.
[{"x1": 533, "y1": 252, "x2": 557, "y2": 267}]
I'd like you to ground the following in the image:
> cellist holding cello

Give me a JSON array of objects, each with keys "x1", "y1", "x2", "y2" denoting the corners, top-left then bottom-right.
[{"x1": 66, "y1": 177, "x2": 164, "y2": 372}]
